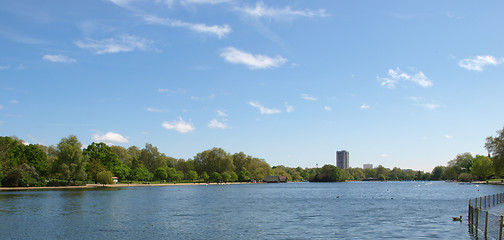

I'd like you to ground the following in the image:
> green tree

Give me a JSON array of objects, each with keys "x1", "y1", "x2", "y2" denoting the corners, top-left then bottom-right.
[
  {"x1": 247, "y1": 157, "x2": 270, "y2": 180},
  {"x1": 470, "y1": 155, "x2": 494, "y2": 180},
  {"x1": 139, "y1": 143, "x2": 170, "y2": 173},
  {"x1": 53, "y1": 135, "x2": 87, "y2": 183},
  {"x1": 133, "y1": 167, "x2": 152, "y2": 181},
  {"x1": 486, "y1": 126, "x2": 504, "y2": 176},
  {"x1": 375, "y1": 165, "x2": 389, "y2": 180},
  {"x1": 110, "y1": 145, "x2": 132, "y2": 167},
  {"x1": 194, "y1": 148, "x2": 234, "y2": 175},
  {"x1": 97, "y1": 170, "x2": 113, "y2": 186},
  {"x1": 201, "y1": 171, "x2": 209, "y2": 182},
  {"x1": 448, "y1": 152, "x2": 474, "y2": 174},
  {"x1": 310, "y1": 165, "x2": 343, "y2": 182},
  {"x1": 210, "y1": 172, "x2": 222, "y2": 182},
  {"x1": 238, "y1": 170, "x2": 250, "y2": 182},
  {"x1": 84, "y1": 142, "x2": 131, "y2": 181},
  {"x1": 187, "y1": 170, "x2": 198, "y2": 182},
  {"x1": 431, "y1": 166, "x2": 445, "y2": 180},
  {"x1": 458, "y1": 173, "x2": 473, "y2": 182},
  {"x1": 154, "y1": 167, "x2": 168, "y2": 181}
]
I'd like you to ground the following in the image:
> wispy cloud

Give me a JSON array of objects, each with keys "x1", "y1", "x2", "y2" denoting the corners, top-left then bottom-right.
[
  {"x1": 217, "y1": 110, "x2": 227, "y2": 117},
  {"x1": 285, "y1": 102, "x2": 294, "y2": 112},
  {"x1": 182, "y1": 0, "x2": 231, "y2": 4},
  {"x1": 0, "y1": 65, "x2": 10, "y2": 70},
  {"x1": 236, "y1": 1, "x2": 330, "y2": 20},
  {"x1": 208, "y1": 119, "x2": 228, "y2": 129},
  {"x1": 418, "y1": 103, "x2": 440, "y2": 110},
  {"x1": 162, "y1": 117, "x2": 195, "y2": 133},
  {"x1": 92, "y1": 131, "x2": 129, "y2": 144},
  {"x1": 445, "y1": 134, "x2": 454, "y2": 139},
  {"x1": 360, "y1": 104, "x2": 370, "y2": 109},
  {"x1": 142, "y1": 15, "x2": 231, "y2": 39},
  {"x1": 249, "y1": 101, "x2": 282, "y2": 114},
  {"x1": 146, "y1": 107, "x2": 168, "y2": 113},
  {"x1": 190, "y1": 94, "x2": 215, "y2": 101},
  {"x1": 458, "y1": 55, "x2": 502, "y2": 71},
  {"x1": 301, "y1": 93, "x2": 317, "y2": 101},
  {"x1": 324, "y1": 106, "x2": 332, "y2": 112},
  {"x1": 75, "y1": 35, "x2": 153, "y2": 54},
  {"x1": 10, "y1": 100, "x2": 19, "y2": 104},
  {"x1": 158, "y1": 88, "x2": 187, "y2": 95},
  {"x1": 408, "y1": 96, "x2": 440, "y2": 110},
  {"x1": 42, "y1": 54, "x2": 77, "y2": 63},
  {"x1": 220, "y1": 47, "x2": 287, "y2": 69},
  {"x1": 381, "y1": 153, "x2": 389, "y2": 158},
  {"x1": 378, "y1": 67, "x2": 432, "y2": 88},
  {"x1": 108, "y1": 0, "x2": 132, "y2": 8},
  {"x1": 0, "y1": 104, "x2": 4, "y2": 110}
]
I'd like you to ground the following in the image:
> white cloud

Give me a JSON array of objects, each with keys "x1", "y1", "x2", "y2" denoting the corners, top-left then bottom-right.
[
  {"x1": 10, "y1": 100, "x2": 19, "y2": 104},
  {"x1": 417, "y1": 103, "x2": 440, "y2": 110},
  {"x1": 146, "y1": 107, "x2": 166, "y2": 113},
  {"x1": 217, "y1": 110, "x2": 227, "y2": 117},
  {"x1": 0, "y1": 105, "x2": 4, "y2": 110},
  {"x1": 381, "y1": 153, "x2": 389, "y2": 158},
  {"x1": 220, "y1": 47, "x2": 287, "y2": 70},
  {"x1": 162, "y1": 117, "x2": 195, "y2": 133},
  {"x1": 182, "y1": 0, "x2": 232, "y2": 4},
  {"x1": 360, "y1": 104, "x2": 370, "y2": 109},
  {"x1": 236, "y1": 1, "x2": 329, "y2": 20},
  {"x1": 75, "y1": 35, "x2": 153, "y2": 54},
  {"x1": 408, "y1": 96, "x2": 424, "y2": 101},
  {"x1": 324, "y1": 106, "x2": 332, "y2": 112},
  {"x1": 142, "y1": 15, "x2": 231, "y2": 39},
  {"x1": 42, "y1": 54, "x2": 77, "y2": 63},
  {"x1": 411, "y1": 72, "x2": 433, "y2": 88},
  {"x1": 249, "y1": 101, "x2": 282, "y2": 114},
  {"x1": 190, "y1": 94, "x2": 215, "y2": 101},
  {"x1": 208, "y1": 119, "x2": 228, "y2": 129},
  {"x1": 301, "y1": 93, "x2": 317, "y2": 101},
  {"x1": 445, "y1": 135, "x2": 454, "y2": 139},
  {"x1": 0, "y1": 65, "x2": 10, "y2": 70},
  {"x1": 285, "y1": 102, "x2": 294, "y2": 113},
  {"x1": 92, "y1": 132, "x2": 129, "y2": 143},
  {"x1": 108, "y1": 0, "x2": 131, "y2": 8},
  {"x1": 458, "y1": 55, "x2": 502, "y2": 71},
  {"x1": 378, "y1": 67, "x2": 432, "y2": 88}
]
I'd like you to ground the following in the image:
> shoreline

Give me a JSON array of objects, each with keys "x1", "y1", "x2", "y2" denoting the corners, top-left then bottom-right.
[{"x1": 0, "y1": 181, "x2": 257, "y2": 191}]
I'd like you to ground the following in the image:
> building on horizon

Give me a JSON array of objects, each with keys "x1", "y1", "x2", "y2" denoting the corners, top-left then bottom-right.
[
  {"x1": 363, "y1": 164, "x2": 373, "y2": 169},
  {"x1": 336, "y1": 150, "x2": 349, "y2": 169}
]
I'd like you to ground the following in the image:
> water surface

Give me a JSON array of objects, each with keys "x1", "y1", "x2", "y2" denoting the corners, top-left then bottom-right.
[{"x1": 0, "y1": 181, "x2": 501, "y2": 239}]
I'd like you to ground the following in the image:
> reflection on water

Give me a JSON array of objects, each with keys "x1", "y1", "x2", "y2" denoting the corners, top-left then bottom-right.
[{"x1": 0, "y1": 182, "x2": 499, "y2": 239}]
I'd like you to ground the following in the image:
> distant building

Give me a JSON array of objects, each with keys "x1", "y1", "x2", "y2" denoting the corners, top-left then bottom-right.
[
  {"x1": 264, "y1": 176, "x2": 288, "y2": 183},
  {"x1": 363, "y1": 164, "x2": 373, "y2": 169},
  {"x1": 336, "y1": 150, "x2": 349, "y2": 169}
]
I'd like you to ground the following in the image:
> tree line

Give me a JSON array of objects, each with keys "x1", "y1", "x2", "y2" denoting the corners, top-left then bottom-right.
[
  {"x1": 4, "y1": 125, "x2": 502, "y2": 187},
  {"x1": 0, "y1": 134, "x2": 433, "y2": 187},
  {"x1": 0, "y1": 135, "x2": 275, "y2": 187},
  {"x1": 430, "y1": 126, "x2": 504, "y2": 182}
]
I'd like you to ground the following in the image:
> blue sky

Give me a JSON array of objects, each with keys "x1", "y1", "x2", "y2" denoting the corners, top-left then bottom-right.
[{"x1": 1, "y1": 0, "x2": 504, "y2": 172}]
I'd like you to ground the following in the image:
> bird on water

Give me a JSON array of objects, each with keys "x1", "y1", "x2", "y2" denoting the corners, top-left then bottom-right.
[{"x1": 453, "y1": 215, "x2": 463, "y2": 221}]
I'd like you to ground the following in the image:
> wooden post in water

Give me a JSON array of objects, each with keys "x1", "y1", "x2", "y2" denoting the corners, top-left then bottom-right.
[
  {"x1": 500, "y1": 215, "x2": 503, "y2": 240},
  {"x1": 469, "y1": 199, "x2": 472, "y2": 226},
  {"x1": 476, "y1": 207, "x2": 479, "y2": 236},
  {"x1": 485, "y1": 196, "x2": 487, "y2": 209},
  {"x1": 485, "y1": 211, "x2": 489, "y2": 238},
  {"x1": 481, "y1": 197, "x2": 483, "y2": 209}
]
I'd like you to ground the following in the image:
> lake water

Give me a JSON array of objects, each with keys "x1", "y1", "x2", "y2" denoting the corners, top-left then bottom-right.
[{"x1": 0, "y1": 181, "x2": 503, "y2": 239}]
